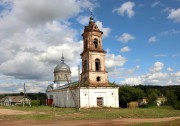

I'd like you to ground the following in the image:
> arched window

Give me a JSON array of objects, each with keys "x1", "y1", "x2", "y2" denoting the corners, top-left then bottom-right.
[
  {"x1": 97, "y1": 77, "x2": 100, "y2": 82},
  {"x1": 93, "y1": 39, "x2": 98, "y2": 48},
  {"x1": 95, "y1": 58, "x2": 100, "y2": 71}
]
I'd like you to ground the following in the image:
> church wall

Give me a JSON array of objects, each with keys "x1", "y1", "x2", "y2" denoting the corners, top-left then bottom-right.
[
  {"x1": 80, "y1": 87, "x2": 119, "y2": 108},
  {"x1": 47, "y1": 87, "x2": 119, "y2": 108},
  {"x1": 46, "y1": 88, "x2": 80, "y2": 108}
]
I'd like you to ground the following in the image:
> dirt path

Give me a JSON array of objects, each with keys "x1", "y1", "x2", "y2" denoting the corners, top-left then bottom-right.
[
  {"x1": 0, "y1": 108, "x2": 179, "y2": 126},
  {"x1": 0, "y1": 117, "x2": 180, "y2": 126},
  {"x1": 0, "y1": 108, "x2": 33, "y2": 115}
]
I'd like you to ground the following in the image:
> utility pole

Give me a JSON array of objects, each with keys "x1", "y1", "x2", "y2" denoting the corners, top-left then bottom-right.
[
  {"x1": 23, "y1": 82, "x2": 25, "y2": 107},
  {"x1": 65, "y1": 74, "x2": 78, "y2": 110},
  {"x1": 78, "y1": 65, "x2": 81, "y2": 110}
]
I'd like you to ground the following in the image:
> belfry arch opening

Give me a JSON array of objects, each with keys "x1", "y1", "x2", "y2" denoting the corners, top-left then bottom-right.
[
  {"x1": 97, "y1": 76, "x2": 101, "y2": 82},
  {"x1": 93, "y1": 39, "x2": 98, "y2": 48},
  {"x1": 95, "y1": 58, "x2": 100, "y2": 71}
]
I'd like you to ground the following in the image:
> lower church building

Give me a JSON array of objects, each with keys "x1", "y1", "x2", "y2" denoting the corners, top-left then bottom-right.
[{"x1": 46, "y1": 15, "x2": 119, "y2": 108}]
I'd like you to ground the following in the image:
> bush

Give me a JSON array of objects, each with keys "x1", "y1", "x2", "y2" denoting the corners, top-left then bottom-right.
[
  {"x1": 139, "y1": 103, "x2": 149, "y2": 108},
  {"x1": 31, "y1": 100, "x2": 40, "y2": 106},
  {"x1": 17, "y1": 103, "x2": 30, "y2": 106},
  {"x1": 173, "y1": 101, "x2": 180, "y2": 110}
]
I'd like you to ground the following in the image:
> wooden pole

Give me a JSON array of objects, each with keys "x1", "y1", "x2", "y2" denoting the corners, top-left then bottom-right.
[
  {"x1": 23, "y1": 82, "x2": 25, "y2": 107},
  {"x1": 65, "y1": 74, "x2": 78, "y2": 110},
  {"x1": 78, "y1": 65, "x2": 81, "y2": 110}
]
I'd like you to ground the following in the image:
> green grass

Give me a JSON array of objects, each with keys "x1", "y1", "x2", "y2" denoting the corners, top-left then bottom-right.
[
  {"x1": 75, "y1": 106, "x2": 180, "y2": 120},
  {"x1": 0, "y1": 105, "x2": 180, "y2": 121},
  {"x1": 132, "y1": 119, "x2": 180, "y2": 126}
]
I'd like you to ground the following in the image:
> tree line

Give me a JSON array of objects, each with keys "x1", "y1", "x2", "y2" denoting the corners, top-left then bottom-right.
[{"x1": 118, "y1": 84, "x2": 180, "y2": 109}]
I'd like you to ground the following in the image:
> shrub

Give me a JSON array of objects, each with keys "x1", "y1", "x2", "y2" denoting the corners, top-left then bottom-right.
[
  {"x1": 173, "y1": 101, "x2": 180, "y2": 110},
  {"x1": 31, "y1": 100, "x2": 40, "y2": 106},
  {"x1": 139, "y1": 103, "x2": 149, "y2": 108}
]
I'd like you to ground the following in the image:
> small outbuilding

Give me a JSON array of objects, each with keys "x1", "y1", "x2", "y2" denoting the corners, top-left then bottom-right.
[{"x1": 0, "y1": 96, "x2": 31, "y2": 106}]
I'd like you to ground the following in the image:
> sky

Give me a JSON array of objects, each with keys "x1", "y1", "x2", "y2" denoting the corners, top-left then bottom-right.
[{"x1": 0, "y1": 0, "x2": 180, "y2": 93}]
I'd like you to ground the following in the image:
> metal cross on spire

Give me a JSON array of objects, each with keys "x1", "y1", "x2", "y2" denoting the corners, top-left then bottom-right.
[
  {"x1": 89, "y1": 7, "x2": 94, "y2": 22},
  {"x1": 61, "y1": 49, "x2": 64, "y2": 63},
  {"x1": 89, "y1": 8, "x2": 93, "y2": 17}
]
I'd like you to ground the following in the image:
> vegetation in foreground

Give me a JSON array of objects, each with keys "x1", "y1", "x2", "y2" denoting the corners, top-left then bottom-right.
[{"x1": 0, "y1": 105, "x2": 179, "y2": 121}]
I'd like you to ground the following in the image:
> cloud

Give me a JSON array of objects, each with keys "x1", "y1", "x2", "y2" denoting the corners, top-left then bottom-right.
[
  {"x1": 159, "y1": 29, "x2": 180, "y2": 37},
  {"x1": 148, "y1": 36, "x2": 158, "y2": 43},
  {"x1": 0, "y1": 0, "x2": 94, "y2": 93},
  {"x1": 154, "y1": 54, "x2": 168, "y2": 57},
  {"x1": 96, "y1": 21, "x2": 111, "y2": 38},
  {"x1": 106, "y1": 48, "x2": 110, "y2": 53},
  {"x1": 0, "y1": 0, "x2": 93, "y2": 39},
  {"x1": 12, "y1": 0, "x2": 92, "y2": 25},
  {"x1": 121, "y1": 71, "x2": 180, "y2": 86},
  {"x1": 121, "y1": 62, "x2": 179, "y2": 86},
  {"x1": 167, "y1": 8, "x2": 180, "y2": 23},
  {"x1": 105, "y1": 53, "x2": 127, "y2": 69},
  {"x1": 117, "y1": 33, "x2": 135, "y2": 43},
  {"x1": 172, "y1": 52, "x2": 180, "y2": 57},
  {"x1": 152, "y1": 1, "x2": 161, "y2": 8},
  {"x1": 0, "y1": 51, "x2": 52, "y2": 80},
  {"x1": 167, "y1": 67, "x2": 173, "y2": 72},
  {"x1": 108, "y1": 65, "x2": 140, "y2": 79},
  {"x1": 120, "y1": 46, "x2": 131, "y2": 53},
  {"x1": 77, "y1": 15, "x2": 89, "y2": 25},
  {"x1": 121, "y1": 77, "x2": 144, "y2": 85},
  {"x1": 150, "y1": 61, "x2": 164, "y2": 72},
  {"x1": 113, "y1": 1, "x2": 135, "y2": 18}
]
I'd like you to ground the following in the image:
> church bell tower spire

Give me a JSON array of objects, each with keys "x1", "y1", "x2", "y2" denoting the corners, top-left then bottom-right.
[{"x1": 80, "y1": 10, "x2": 109, "y2": 87}]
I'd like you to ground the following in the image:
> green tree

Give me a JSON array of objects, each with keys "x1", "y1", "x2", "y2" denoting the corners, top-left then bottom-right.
[
  {"x1": 147, "y1": 89, "x2": 160, "y2": 106},
  {"x1": 109, "y1": 81, "x2": 118, "y2": 87},
  {"x1": 165, "y1": 89, "x2": 177, "y2": 105},
  {"x1": 119, "y1": 85, "x2": 144, "y2": 108}
]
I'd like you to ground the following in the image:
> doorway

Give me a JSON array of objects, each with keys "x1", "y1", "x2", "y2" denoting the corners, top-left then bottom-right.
[{"x1": 97, "y1": 97, "x2": 103, "y2": 107}]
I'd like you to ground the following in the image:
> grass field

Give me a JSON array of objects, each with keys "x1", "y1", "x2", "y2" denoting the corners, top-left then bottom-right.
[
  {"x1": 0, "y1": 105, "x2": 180, "y2": 121},
  {"x1": 133, "y1": 119, "x2": 180, "y2": 126}
]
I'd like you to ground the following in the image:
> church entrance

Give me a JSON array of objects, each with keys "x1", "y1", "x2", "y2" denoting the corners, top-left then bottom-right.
[{"x1": 97, "y1": 97, "x2": 103, "y2": 107}]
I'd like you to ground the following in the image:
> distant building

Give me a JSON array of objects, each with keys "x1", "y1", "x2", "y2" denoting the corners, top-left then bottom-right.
[
  {"x1": 0, "y1": 96, "x2": 31, "y2": 106},
  {"x1": 156, "y1": 96, "x2": 167, "y2": 106},
  {"x1": 127, "y1": 101, "x2": 139, "y2": 108},
  {"x1": 46, "y1": 14, "x2": 119, "y2": 108},
  {"x1": 138, "y1": 96, "x2": 167, "y2": 106}
]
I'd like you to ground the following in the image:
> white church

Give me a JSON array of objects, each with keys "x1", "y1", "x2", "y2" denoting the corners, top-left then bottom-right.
[{"x1": 46, "y1": 15, "x2": 119, "y2": 108}]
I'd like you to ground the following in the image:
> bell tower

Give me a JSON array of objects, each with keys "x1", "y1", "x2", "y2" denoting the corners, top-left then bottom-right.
[{"x1": 80, "y1": 14, "x2": 109, "y2": 87}]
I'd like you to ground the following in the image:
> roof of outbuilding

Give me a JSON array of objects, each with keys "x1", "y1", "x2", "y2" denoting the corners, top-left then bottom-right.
[
  {"x1": 0, "y1": 97, "x2": 6, "y2": 102},
  {"x1": 0, "y1": 96, "x2": 30, "y2": 103}
]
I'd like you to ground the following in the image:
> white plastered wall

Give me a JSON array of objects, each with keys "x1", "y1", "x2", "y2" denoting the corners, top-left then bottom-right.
[
  {"x1": 47, "y1": 87, "x2": 119, "y2": 108},
  {"x1": 80, "y1": 87, "x2": 119, "y2": 108}
]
